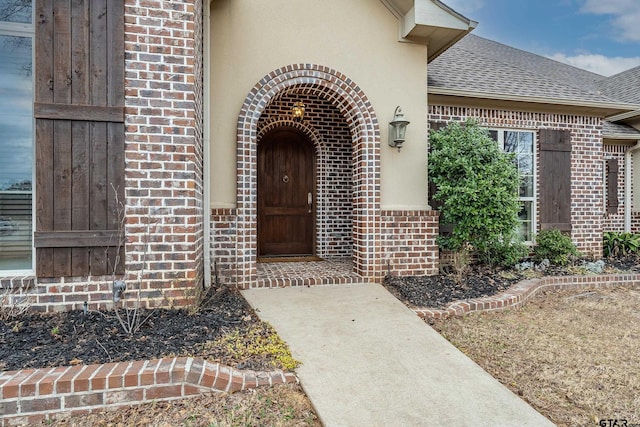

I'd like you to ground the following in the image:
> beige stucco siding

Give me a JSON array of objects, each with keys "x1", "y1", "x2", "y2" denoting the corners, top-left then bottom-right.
[{"x1": 209, "y1": 0, "x2": 429, "y2": 209}]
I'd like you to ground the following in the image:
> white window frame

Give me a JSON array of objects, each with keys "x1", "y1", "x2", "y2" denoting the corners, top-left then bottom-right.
[
  {"x1": 0, "y1": 3, "x2": 35, "y2": 274},
  {"x1": 490, "y1": 128, "x2": 537, "y2": 244}
]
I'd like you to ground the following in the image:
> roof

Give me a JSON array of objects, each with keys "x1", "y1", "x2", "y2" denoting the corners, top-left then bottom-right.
[
  {"x1": 603, "y1": 121, "x2": 640, "y2": 139},
  {"x1": 597, "y1": 66, "x2": 640, "y2": 104},
  {"x1": 428, "y1": 34, "x2": 639, "y2": 116},
  {"x1": 428, "y1": 34, "x2": 622, "y2": 105}
]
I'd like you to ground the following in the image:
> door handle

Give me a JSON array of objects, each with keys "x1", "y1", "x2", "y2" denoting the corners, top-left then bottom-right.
[{"x1": 308, "y1": 192, "x2": 312, "y2": 213}]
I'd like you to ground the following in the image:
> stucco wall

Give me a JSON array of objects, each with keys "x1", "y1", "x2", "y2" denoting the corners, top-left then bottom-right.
[{"x1": 208, "y1": 0, "x2": 429, "y2": 210}]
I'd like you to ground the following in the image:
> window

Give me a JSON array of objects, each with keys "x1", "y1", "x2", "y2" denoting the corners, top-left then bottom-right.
[
  {"x1": 0, "y1": 0, "x2": 33, "y2": 271},
  {"x1": 489, "y1": 129, "x2": 536, "y2": 242}
]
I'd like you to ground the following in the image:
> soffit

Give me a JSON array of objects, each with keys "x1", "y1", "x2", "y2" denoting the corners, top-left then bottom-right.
[{"x1": 381, "y1": 0, "x2": 477, "y2": 62}]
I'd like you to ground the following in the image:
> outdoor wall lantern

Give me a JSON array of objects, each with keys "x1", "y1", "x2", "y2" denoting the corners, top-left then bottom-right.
[
  {"x1": 292, "y1": 101, "x2": 305, "y2": 122},
  {"x1": 389, "y1": 106, "x2": 410, "y2": 151}
]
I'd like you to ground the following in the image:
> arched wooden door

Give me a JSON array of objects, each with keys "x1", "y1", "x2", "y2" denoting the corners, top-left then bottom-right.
[{"x1": 258, "y1": 129, "x2": 315, "y2": 257}]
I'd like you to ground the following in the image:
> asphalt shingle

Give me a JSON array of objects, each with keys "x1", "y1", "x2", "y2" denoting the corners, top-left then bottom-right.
[{"x1": 428, "y1": 34, "x2": 624, "y2": 105}]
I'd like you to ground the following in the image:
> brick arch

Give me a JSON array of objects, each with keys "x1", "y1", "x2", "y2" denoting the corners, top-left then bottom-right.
[
  {"x1": 236, "y1": 64, "x2": 381, "y2": 286},
  {"x1": 257, "y1": 117, "x2": 324, "y2": 158}
]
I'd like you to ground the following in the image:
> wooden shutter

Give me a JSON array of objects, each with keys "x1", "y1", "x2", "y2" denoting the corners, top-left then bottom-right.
[
  {"x1": 539, "y1": 129, "x2": 572, "y2": 232},
  {"x1": 606, "y1": 159, "x2": 619, "y2": 214},
  {"x1": 34, "y1": 0, "x2": 125, "y2": 277}
]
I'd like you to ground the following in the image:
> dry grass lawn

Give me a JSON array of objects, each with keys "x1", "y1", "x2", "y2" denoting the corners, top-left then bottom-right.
[
  {"x1": 46, "y1": 383, "x2": 320, "y2": 427},
  {"x1": 432, "y1": 285, "x2": 640, "y2": 427}
]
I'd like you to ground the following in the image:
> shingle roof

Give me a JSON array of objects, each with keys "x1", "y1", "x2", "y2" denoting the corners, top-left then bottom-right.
[
  {"x1": 597, "y1": 66, "x2": 640, "y2": 104},
  {"x1": 603, "y1": 120, "x2": 640, "y2": 137},
  {"x1": 428, "y1": 34, "x2": 622, "y2": 105}
]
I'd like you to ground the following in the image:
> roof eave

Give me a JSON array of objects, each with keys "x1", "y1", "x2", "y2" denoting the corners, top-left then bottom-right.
[
  {"x1": 607, "y1": 109, "x2": 640, "y2": 122},
  {"x1": 603, "y1": 134, "x2": 640, "y2": 140},
  {"x1": 380, "y1": 0, "x2": 477, "y2": 62},
  {"x1": 428, "y1": 87, "x2": 639, "y2": 116}
]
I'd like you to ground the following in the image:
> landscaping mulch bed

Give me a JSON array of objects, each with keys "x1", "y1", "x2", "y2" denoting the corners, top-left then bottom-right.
[
  {"x1": 3, "y1": 256, "x2": 640, "y2": 373},
  {"x1": 0, "y1": 286, "x2": 273, "y2": 372},
  {"x1": 383, "y1": 256, "x2": 640, "y2": 309},
  {"x1": 384, "y1": 265, "x2": 524, "y2": 309}
]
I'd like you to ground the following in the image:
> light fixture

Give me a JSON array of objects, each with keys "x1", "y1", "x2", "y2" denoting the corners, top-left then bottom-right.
[
  {"x1": 389, "y1": 106, "x2": 410, "y2": 151},
  {"x1": 292, "y1": 101, "x2": 305, "y2": 122}
]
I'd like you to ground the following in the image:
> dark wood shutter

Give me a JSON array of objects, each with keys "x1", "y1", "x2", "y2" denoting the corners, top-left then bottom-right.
[
  {"x1": 34, "y1": 0, "x2": 125, "y2": 277},
  {"x1": 606, "y1": 159, "x2": 619, "y2": 214},
  {"x1": 539, "y1": 129, "x2": 572, "y2": 232}
]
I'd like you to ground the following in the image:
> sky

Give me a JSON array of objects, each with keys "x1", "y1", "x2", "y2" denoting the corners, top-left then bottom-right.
[{"x1": 444, "y1": 0, "x2": 640, "y2": 76}]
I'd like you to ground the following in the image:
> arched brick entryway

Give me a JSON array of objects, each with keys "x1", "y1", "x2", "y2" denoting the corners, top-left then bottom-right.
[{"x1": 235, "y1": 64, "x2": 381, "y2": 287}]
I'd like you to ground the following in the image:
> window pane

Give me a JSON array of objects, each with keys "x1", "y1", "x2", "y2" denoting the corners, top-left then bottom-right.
[
  {"x1": 0, "y1": 0, "x2": 31, "y2": 24},
  {"x1": 0, "y1": 34, "x2": 32, "y2": 270},
  {"x1": 518, "y1": 201, "x2": 533, "y2": 241},
  {"x1": 488, "y1": 130, "x2": 498, "y2": 142}
]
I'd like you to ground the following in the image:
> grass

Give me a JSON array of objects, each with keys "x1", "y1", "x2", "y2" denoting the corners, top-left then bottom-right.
[
  {"x1": 46, "y1": 383, "x2": 320, "y2": 427},
  {"x1": 432, "y1": 285, "x2": 640, "y2": 427}
]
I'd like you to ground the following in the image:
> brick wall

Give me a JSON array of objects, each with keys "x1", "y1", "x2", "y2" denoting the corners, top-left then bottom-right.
[
  {"x1": 380, "y1": 210, "x2": 439, "y2": 276},
  {"x1": 429, "y1": 105, "x2": 604, "y2": 257},
  {"x1": 210, "y1": 209, "x2": 237, "y2": 286}
]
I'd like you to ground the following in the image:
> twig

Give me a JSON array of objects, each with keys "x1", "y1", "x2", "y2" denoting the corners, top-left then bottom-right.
[
  {"x1": 95, "y1": 338, "x2": 112, "y2": 362},
  {"x1": 564, "y1": 291, "x2": 598, "y2": 301}
]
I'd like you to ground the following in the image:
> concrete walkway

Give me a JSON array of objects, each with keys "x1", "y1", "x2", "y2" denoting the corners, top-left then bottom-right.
[{"x1": 243, "y1": 283, "x2": 554, "y2": 427}]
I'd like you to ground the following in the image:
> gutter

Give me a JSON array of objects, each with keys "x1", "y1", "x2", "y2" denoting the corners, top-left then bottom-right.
[
  {"x1": 607, "y1": 109, "x2": 640, "y2": 123},
  {"x1": 428, "y1": 87, "x2": 639, "y2": 114},
  {"x1": 625, "y1": 140, "x2": 640, "y2": 232},
  {"x1": 202, "y1": 2, "x2": 212, "y2": 287}
]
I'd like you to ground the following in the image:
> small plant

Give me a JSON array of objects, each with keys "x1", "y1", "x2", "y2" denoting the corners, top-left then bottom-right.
[
  {"x1": 0, "y1": 287, "x2": 32, "y2": 322},
  {"x1": 202, "y1": 322, "x2": 300, "y2": 371},
  {"x1": 50, "y1": 326, "x2": 60, "y2": 336},
  {"x1": 533, "y1": 229, "x2": 580, "y2": 266},
  {"x1": 480, "y1": 239, "x2": 530, "y2": 268},
  {"x1": 603, "y1": 231, "x2": 640, "y2": 258}
]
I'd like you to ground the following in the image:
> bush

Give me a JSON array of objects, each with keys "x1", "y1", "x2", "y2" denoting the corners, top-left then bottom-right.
[
  {"x1": 533, "y1": 229, "x2": 579, "y2": 266},
  {"x1": 429, "y1": 120, "x2": 522, "y2": 267},
  {"x1": 480, "y1": 239, "x2": 530, "y2": 268},
  {"x1": 603, "y1": 232, "x2": 640, "y2": 258}
]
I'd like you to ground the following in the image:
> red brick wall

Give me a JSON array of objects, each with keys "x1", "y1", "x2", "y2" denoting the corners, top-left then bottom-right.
[
  {"x1": 429, "y1": 105, "x2": 605, "y2": 257},
  {"x1": 380, "y1": 210, "x2": 439, "y2": 276}
]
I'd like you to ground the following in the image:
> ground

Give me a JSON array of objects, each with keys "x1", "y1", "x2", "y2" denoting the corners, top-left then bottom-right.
[
  {"x1": 432, "y1": 285, "x2": 640, "y2": 427},
  {"x1": 2, "y1": 258, "x2": 639, "y2": 425}
]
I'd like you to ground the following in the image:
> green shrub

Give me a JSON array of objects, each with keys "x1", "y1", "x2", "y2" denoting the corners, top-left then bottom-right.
[
  {"x1": 480, "y1": 239, "x2": 530, "y2": 268},
  {"x1": 533, "y1": 229, "x2": 579, "y2": 266},
  {"x1": 603, "y1": 232, "x2": 640, "y2": 258},
  {"x1": 429, "y1": 120, "x2": 522, "y2": 268}
]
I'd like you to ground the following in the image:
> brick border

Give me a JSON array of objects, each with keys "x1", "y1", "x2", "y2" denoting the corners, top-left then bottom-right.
[
  {"x1": 412, "y1": 273, "x2": 640, "y2": 319},
  {"x1": 0, "y1": 357, "x2": 297, "y2": 426}
]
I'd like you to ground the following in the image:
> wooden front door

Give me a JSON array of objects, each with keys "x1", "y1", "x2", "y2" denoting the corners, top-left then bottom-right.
[{"x1": 258, "y1": 129, "x2": 315, "y2": 257}]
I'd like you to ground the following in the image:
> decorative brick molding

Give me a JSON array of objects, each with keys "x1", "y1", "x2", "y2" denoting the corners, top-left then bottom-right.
[
  {"x1": 380, "y1": 210, "x2": 439, "y2": 276},
  {"x1": 413, "y1": 273, "x2": 640, "y2": 319},
  {"x1": 234, "y1": 64, "x2": 381, "y2": 288},
  {"x1": 429, "y1": 105, "x2": 605, "y2": 257},
  {"x1": 0, "y1": 357, "x2": 297, "y2": 426}
]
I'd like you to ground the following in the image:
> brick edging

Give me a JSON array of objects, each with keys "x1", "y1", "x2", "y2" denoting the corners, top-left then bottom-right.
[
  {"x1": 412, "y1": 273, "x2": 640, "y2": 319},
  {"x1": 0, "y1": 357, "x2": 298, "y2": 426}
]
